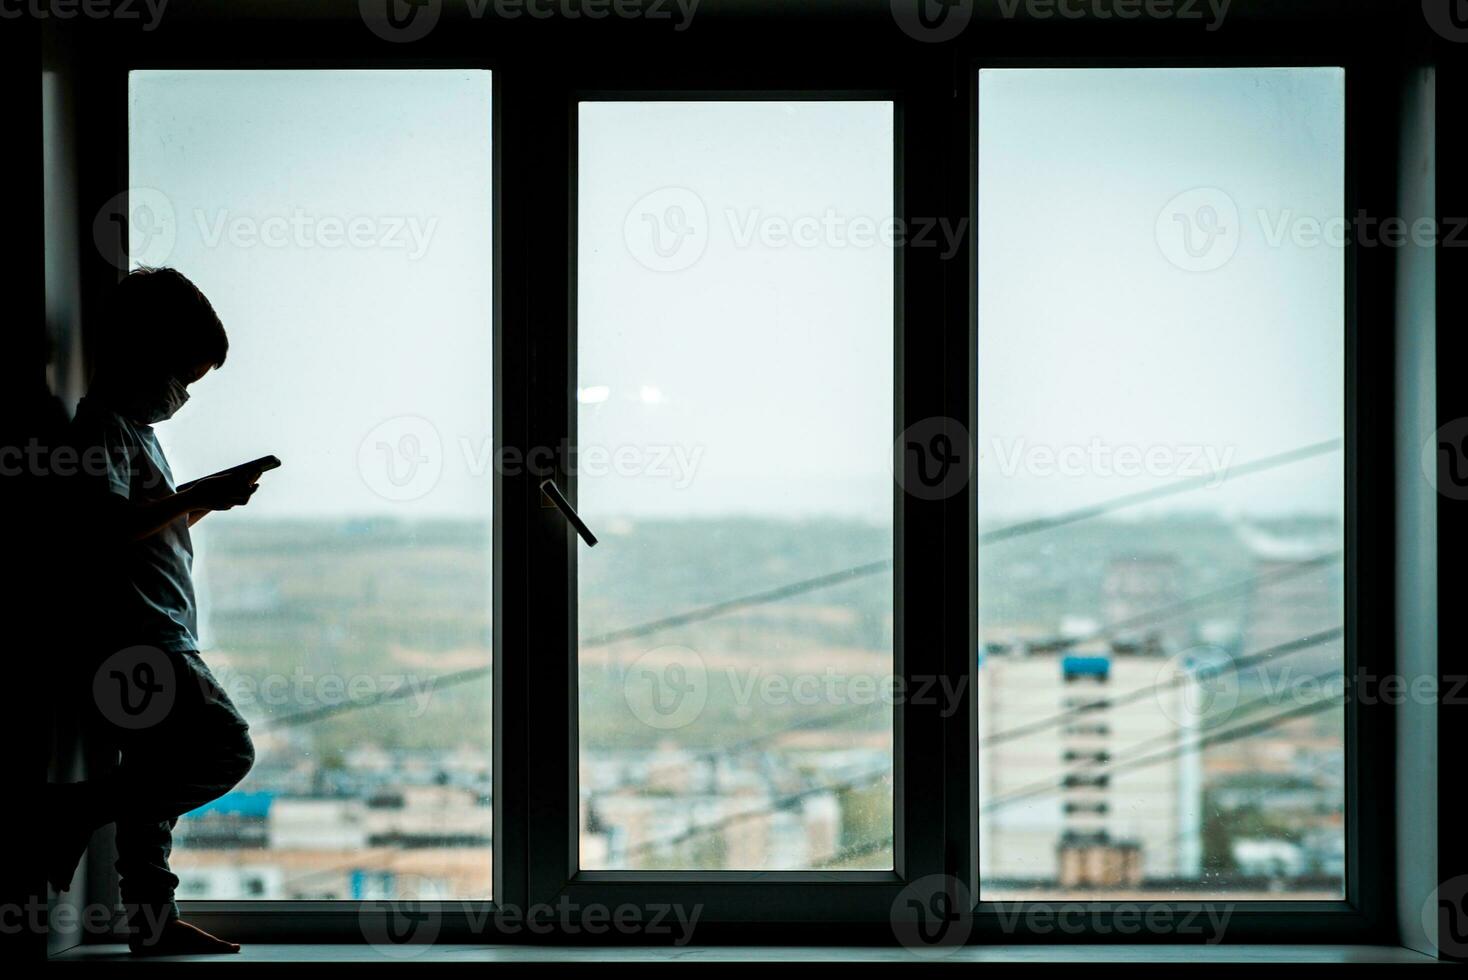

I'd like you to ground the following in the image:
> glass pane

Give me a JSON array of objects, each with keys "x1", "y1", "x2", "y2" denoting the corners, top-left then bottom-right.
[
  {"x1": 577, "y1": 101, "x2": 895, "y2": 871},
  {"x1": 977, "y1": 67, "x2": 1346, "y2": 900},
  {"x1": 128, "y1": 69, "x2": 493, "y2": 900}
]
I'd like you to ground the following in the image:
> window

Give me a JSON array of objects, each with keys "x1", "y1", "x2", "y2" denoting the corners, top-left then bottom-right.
[
  {"x1": 976, "y1": 67, "x2": 1346, "y2": 901},
  {"x1": 128, "y1": 69, "x2": 494, "y2": 901},
  {"x1": 575, "y1": 100, "x2": 896, "y2": 872},
  {"x1": 103, "y1": 40, "x2": 1423, "y2": 948}
]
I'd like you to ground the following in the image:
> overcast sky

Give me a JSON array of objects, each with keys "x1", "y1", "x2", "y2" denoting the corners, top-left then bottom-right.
[
  {"x1": 130, "y1": 69, "x2": 495, "y2": 521},
  {"x1": 977, "y1": 67, "x2": 1344, "y2": 522},
  {"x1": 130, "y1": 67, "x2": 1342, "y2": 525}
]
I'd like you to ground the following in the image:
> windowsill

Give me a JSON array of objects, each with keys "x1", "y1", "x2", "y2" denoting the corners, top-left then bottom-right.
[{"x1": 50, "y1": 943, "x2": 1447, "y2": 968}]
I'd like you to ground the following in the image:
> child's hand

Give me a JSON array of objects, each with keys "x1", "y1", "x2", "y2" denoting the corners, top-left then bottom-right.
[{"x1": 184, "y1": 471, "x2": 259, "y2": 512}]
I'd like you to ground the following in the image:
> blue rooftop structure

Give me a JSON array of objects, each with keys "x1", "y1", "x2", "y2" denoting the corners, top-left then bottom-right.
[
  {"x1": 1061, "y1": 655, "x2": 1111, "y2": 678},
  {"x1": 183, "y1": 790, "x2": 274, "y2": 819}
]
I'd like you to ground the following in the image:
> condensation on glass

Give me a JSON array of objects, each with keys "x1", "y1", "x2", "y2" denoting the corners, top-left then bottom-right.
[
  {"x1": 576, "y1": 101, "x2": 896, "y2": 871},
  {"x1": 976, "y1": 67, "x2": 1346, "y2": 900},
  {"x1": 129, "y1": 69, "x2": 494, "y2": 901}
]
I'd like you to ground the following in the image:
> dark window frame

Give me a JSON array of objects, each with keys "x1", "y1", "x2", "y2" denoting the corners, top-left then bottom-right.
[
  {"x1": 79, "y1": 9, "x2": 1421, "y2": 948},
  {"x1": 523, "y1": 79, "x2": 946, "y2": 931},
  {"x1": 958, "y1": 51, "x2": 1398, "y2": 944}
]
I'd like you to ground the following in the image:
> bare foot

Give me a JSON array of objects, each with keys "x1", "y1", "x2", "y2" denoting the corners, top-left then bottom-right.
[{"x1": 130, "y1": 919, "x2": 242, "y2": 956}]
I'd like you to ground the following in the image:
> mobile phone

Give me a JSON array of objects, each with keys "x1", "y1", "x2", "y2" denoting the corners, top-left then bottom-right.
[{"x1": 214, "y1": 455, "x2": 282, "y2": 480}]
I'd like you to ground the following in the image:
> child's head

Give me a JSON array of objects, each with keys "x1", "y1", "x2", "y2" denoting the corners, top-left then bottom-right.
[{"x1": 96, "y1": 268, "x2": 228, "y2": 418}]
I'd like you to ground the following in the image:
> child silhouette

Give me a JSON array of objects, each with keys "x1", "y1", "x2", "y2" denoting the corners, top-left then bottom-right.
[{"x1": 52, "y1": 268, "x2": 262, "y2": 955}]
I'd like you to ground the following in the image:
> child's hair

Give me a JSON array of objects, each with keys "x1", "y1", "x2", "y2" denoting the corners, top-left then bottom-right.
[{"x1": 100, "y1": 267, "x2": 228, "y2": 376}]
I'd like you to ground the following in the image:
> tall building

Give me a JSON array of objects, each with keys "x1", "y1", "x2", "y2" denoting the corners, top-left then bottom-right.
[{"x1": 979, "y1": 642, "x2": 1203, "y2": 891}]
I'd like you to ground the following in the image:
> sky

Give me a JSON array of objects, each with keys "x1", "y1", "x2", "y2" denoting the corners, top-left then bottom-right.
[
  {"x1": 129, "y1": 69, "x2": 494, "y2": 521},
  {"x1": 977, "y1": 67, "x2": 1344, "y2": 521},
  {"x1": 129, "y1": 67, "x2": 1343, "y2": 525},
  {"x1": 577, "y1": 100, "x2": 895, "y2": 523}
]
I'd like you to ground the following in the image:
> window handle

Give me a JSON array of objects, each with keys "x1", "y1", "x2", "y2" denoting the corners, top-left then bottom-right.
[{"x1": 540, "y1": 479, "x2": 598, "y2": 547}]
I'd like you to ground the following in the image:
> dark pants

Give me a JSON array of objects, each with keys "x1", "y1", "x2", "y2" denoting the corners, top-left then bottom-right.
[{"x1": 93, "y1": 649, "x2": 255, "y2": 941}]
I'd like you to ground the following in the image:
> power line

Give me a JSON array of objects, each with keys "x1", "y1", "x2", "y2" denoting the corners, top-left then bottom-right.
[
  {"x1": 261, "y1": 614, "x2": 1345, "y2": 872},
  {"x1": 259, "y1": 665, "x2": 492, "y2": 730},
  {"x1": 1050, "y1": 552, "x2": 1340, "y2": 651},
  {"x1": 1100, "y1": 694, "x2": 1343, "y2": 788},
  {"x1": 721, "y1": 701, "x2": 882, "y2": 756},
  {"x1": 272, "y1": 678, "x2": 1345, "y2": 885},
  {"x1": 587, "y1": 560, "x2": 1342, "y2": 801},
  {"x1": 594, "y1": 439, "x2": 1344, "y2": 650},
  {"x1": 275, "y1": 658, "x2": 1343, "y2": 876},
  {"x1": 746, "y1": 561, "x2": 1342, "y2": 754},
  {"x1": 978, "y1": 439, "x2": 1342, "y2": 545},
  {"x1": 1146, "y1": 750, "x2": 1344, "y2": 853},
  {"x1": 260, "y1": 439, "x2": 1341, "y2": 731},
  {"x1": 258, "y1": 561, "x2": 1339, "y2": 735},
  {"x1": 595, "y1": 622, "x2": 1339, "y2": 818},
  {"x1": 235, "y1": 438, "x2": 1347, "y2": 884},
  {"x1": 814, "y1": 684, "x2": 1345, "y2": 870},
  {"x1": 620, "y1": 766, "x2": 893, "y2": 861},
  {"x1": 981, "y1": 683, "x2": 1344, "y2": 813},
  {"x1": 984, "y1": 625, "x2": 1343, "y2": 747},
  {"x1": 590, "y1": 585, "x2": 1339, "y2": 805},
  {"x1": 583, "y1": 560, "x2": 893, "y2": 648},
  {"x1": 985, "y1": 672, "x2": 1337, "y2": 808},
  {"x1": 642, "y1": 688, "x2": 1343, "y2": 865}
]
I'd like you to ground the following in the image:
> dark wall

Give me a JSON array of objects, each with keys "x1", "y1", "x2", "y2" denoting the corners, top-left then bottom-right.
[
  {"x1": 40, "y1": 20, "x2": 93, "y2": 958},
  {"x1": 1, "y1": 12, "x2": 46, "y2": 967}
]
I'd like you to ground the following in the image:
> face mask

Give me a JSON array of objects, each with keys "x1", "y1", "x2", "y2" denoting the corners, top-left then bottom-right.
[{"x1": 127, "y1": 375, "x2": 191, "y2": 424}]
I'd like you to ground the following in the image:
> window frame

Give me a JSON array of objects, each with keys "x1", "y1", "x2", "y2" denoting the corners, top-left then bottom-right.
[
  {"x1": 86, "y1": 15, "x2": 1414, "y2": 948},
  {"x1": 110, "y1": 54, "x2": 509, "y2": 940},
  {"x1": 958, "y1": 54, "x2": 1396, "y2": 943},
  {"x1": 521, "y1": 79, "x2": 951, "y2": 928}
]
